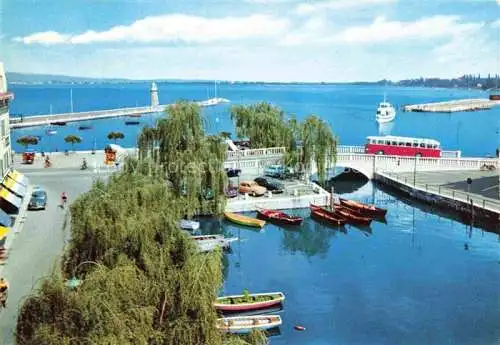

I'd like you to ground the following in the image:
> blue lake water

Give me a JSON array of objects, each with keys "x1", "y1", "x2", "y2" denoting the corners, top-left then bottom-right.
[
  {"x1": 7, "y1": 83, "x2": 500, "y2": 344},
  {"x1": 8, "y1": 83, "x2": 500, "y2": 157}
]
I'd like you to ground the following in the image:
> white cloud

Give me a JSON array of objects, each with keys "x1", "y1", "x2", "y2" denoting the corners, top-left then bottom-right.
[
  {"x1": 13, "y1": 14, "x2": 289, "y2": 45},
  {"x1": 337, "y1": 15, "x2": 481, "y2": 43},
  {"x1": 295, "y1": 0, "x2": 397, "y2": 15},
  {"x1": 13, "y1": 31, "x2": 70, "y2": 45}
]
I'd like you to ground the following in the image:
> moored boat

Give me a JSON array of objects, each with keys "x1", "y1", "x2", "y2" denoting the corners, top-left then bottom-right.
[
  {"x1": 179, "y1": 219, "x2": 200, "y2": 231},
  {"x1": 331, "y1": 205, "x2": 372, "y2": 226},
  {"x1": 310, "y1": 205, "x2": 346, "y2": 226},
  {"x1": 224, "y1": 212, "x2": 265, "y2": 228},
  {"x1": 257, "y1": 209, "x2": 303, "y2": 226},
  {"x1": 339, "y1": 198, "x2": 387, "y2": 217},
  {"x1": 214, "y1": 292, "x2": 285, "y2": 312},
  {"x1": 125, "y1": 120, "x2": 140, "y2": 125},
  {"x1": 216, "y1": 315, "x2": 282, "y2": 334},
  {"x1": 191, "y1": 234, "x2": 238, "y2": 252}
]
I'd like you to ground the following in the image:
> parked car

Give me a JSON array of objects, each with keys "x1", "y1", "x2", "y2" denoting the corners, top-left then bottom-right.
[
  {"x1": 254, "y1": 177, "x2": 284, "y2": 194},
  {"x1": 225, "y1": 168, "x2": 241, "y2": 178},
  {"x1": 238, "y1": 181, "x2": 267, "y2": 197},
  {"x1": 28, "y1": 186, "x2": 47, "y2": 210},
  {"x1": 264, "y1": 165, "x2": 294, "y2": 179}
]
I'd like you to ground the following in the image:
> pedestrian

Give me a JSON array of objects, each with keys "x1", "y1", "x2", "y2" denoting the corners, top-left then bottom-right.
[
  {"x1": 496, "y1": 148, "x2": 499, "y2": 158},
  {"x1": 0, "y1": 278, "x2": 9, "y2": 308}
]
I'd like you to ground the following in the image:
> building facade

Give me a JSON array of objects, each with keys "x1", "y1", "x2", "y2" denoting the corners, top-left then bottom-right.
[{"x1": 0, "y1": 62, "x2": 13, "y2": 177}]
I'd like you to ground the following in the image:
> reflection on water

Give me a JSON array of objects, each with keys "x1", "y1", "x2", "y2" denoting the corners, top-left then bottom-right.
[
  {"x1": 217, "y1": 184, "x2": 500, "y2": 345},
  {"x1": 282, "y1": 220, "x2": 341, "y2": 259},
  {"x1": 378, "y1": 121, "x2": 395, "y2": 136}
]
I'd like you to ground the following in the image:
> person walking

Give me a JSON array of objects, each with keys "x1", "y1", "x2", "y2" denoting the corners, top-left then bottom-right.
[
  {"x1": 61, "y1": 192, "x2": 68, "y2": 208},
  {"x1": 0, "y1": 278, "x2": 9, "y2": 308}
]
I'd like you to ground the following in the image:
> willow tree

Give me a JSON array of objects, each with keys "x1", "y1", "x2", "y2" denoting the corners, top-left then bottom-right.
[
  {"x1": 17, "y1": 169, "x2": 259, "y2": 345},
  {"x1": 230, "y1": 102, "x2": 291, "y2": 148},
  {"x1": 138, "y1": 101, "x2": 227, "y2": 216},
  {"x1": 231, "y1": 102, "x2": 337, "y2": 184},
  {"x1": 300, "y1": 115, "x2": 337, "y2": 184}
]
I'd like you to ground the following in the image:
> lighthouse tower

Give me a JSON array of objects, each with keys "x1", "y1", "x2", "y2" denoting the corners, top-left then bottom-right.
[{"x1": 150, "y1": 82, "x2": 159, "y2": 107}]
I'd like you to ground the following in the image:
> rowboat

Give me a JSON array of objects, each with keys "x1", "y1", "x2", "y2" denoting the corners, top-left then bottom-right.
[
  {"x1": 311, "y1": 204, "x2": 372, "y2": 226},
  {"x1": 339, "y1": 198, "x2": 387, "y2": 217},
  {"x1": 257, "y1": 209, "x2": 303, "y2": 226},
  {"x1": 224, "y1": 212, "x2": 265, "y2": 228},
  {"x1": 214, "y1": 292, "x2": 285, "y2": 312},
  {"x1": 191, "y1": 234, "x2": 238, "y2": 252},
  {"x1": 310, "y1": 206, "x2": 346, "y2": 226},
  {"x1": 334, "y1": 205, "x2": 372, "y2": 226},
  {"x1": 216, "y1": 315, "x2": 282, "y2": 334},
  {"x1": 178, "y1": 219, "x2": 200, "y2": 231}
]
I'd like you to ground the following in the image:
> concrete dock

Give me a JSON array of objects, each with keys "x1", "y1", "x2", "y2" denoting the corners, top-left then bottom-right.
[
  {"x1": 10, "y1": 97, "x2": 230, "y2": 129},
  {"x1": 375, "y1": 170, "x2": 500, "y2": 227},
  {"x1": 403, "y1": 98, "x2": 499, "y2": 113}
]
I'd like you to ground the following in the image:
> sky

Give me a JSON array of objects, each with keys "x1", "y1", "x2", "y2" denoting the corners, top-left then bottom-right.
[{"x1": 1, "y1": 0, "x2": 499, "y2": 82}]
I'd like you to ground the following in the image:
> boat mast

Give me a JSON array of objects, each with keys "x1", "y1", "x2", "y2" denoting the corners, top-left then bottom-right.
[
  {"x1": 215, "y1": 80, "x2": 217, "y2": 99},
  {"x1": 70, "y1": 88, "x2": 74, "y2": 113}
]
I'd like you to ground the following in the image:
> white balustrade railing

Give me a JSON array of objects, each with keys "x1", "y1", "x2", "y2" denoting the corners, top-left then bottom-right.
[
  {"x1": 337, "y1": 145, "x2": 365, "y2": 154},
  {"x1": 225, "y1": 147, "x2": 286, "y2": 161}
]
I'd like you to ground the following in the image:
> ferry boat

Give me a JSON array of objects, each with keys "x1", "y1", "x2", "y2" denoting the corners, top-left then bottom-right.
[{"x1": 375, "y1": 95, "x2": 396, "y2": 124}]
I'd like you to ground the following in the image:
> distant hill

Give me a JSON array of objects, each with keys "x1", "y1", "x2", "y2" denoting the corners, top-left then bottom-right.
[{"x1": 6, "y1": 72, "x2": 134, "y2": 84}]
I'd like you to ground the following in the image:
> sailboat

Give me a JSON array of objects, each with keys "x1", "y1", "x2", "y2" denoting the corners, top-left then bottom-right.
[
  {"x1": 375, "y1": 93, "x2": 396, "y2": 124},
  {"x1": 200, "y1": 81, "x2": 230, "y2": 106},
  {"x1": 45, "y1": 109, "x2": 57, "y2": 135}
]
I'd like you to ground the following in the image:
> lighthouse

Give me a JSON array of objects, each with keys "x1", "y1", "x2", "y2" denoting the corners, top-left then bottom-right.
[{"x1": 150, "y1": 82, "x2": 159, "y2": 107}]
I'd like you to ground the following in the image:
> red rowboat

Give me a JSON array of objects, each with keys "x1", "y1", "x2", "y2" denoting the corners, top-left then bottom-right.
[
  {"x1": 334, "y1": 205, "x2": 372, "y2": 226},
  {"x1": 257, "y1": 209, "x2": 303, "y2": 226},
  {"x1": 214, "y1": 292, "x2": 285, "y2": 312},
  {"x1": 310, "y1": 206, "x2": 346, "y2": 226},
  {"x1": 339, "y1": 198, "x2": 387, "y2": 217},
  {"x1": 310, "y1": 204, "x2": 372, "y2": 226}
]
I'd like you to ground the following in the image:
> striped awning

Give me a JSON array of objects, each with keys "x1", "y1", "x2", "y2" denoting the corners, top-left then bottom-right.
[
  {"x1": 2, "y1": 175, "x2": 27, "y2": 197},
  {"x1": 0, "y1": 187, "x2": 22, "y2": 213},
  {"x1": 0, "y1": 208, "x2": 12, "y2": 227},
  {"x1": 7, "y1": 170, "x2": 29, "y2": 188}
]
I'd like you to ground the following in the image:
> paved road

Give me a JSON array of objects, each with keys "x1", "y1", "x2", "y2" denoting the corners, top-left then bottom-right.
[{"x1": 0, "y1": 169, "x2": 109, "y2": 344}]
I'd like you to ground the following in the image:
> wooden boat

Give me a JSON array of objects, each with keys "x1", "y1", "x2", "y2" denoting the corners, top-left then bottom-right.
[
  {"x1": 310, "y1": 206, "x2": 346, "y2": 226},
  {"x1": 178, "y1": 219, "x2": 200, "y2": 231},
  {"x1": 224, "y1": 212, "x2": 265, "y2": 228},
  {"x1": 216, "y1": 315, "x2": 282, "y2": 334},
  {"x1": 78, "y1": 125, "x2": 93, "y2": 130},
  {"x1": 257, "y1": 209, "x2": 303, "y2": 226},
  {"x1": 339, "y1": 198, "x2": 387, "y2": 217},
  {"x1": 214, "y1": 292, "x2": 285, "y2": 312},
  {"x1": 191, "y1": 234, "x2": 237, "y2": 252},
  {"x1": 311, "y1": 204, "x2": 372, "y2": 226},
  {"x1": 127, "y1": 114, "x2": 142, "y2": 118},
  {"x1": 125, "y1": 120, "x2": 140, "y2": 125},
  {"x1": 53, "y1": 121, "x2": 67, "y2": 126}
]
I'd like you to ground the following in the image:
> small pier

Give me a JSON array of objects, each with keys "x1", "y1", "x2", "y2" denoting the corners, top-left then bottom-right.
[
  {"x1": 403, "y1": 98, "x2": 498, "y2": 113},
  {"x1": 10, "y1": 98, "x2": 229, "y2": 129},
  {"x1": 375, "y1": 170, "x2": 500, "y2": 228}
]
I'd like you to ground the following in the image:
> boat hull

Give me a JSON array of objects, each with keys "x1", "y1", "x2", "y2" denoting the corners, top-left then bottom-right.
[
  {"x1": 339, "y1": 198, "x2": 387, "y2": 217},
  {"x1": 256, "y1": 209, "x2": 303, "y2": 226},
  {"x1": 224, "y1": 212, "x2": 265, "y2": 228},
  {"x1": 216, "y1": 315, "x2": 282, "y2": 334},
  {"x1": 215, "y1": 292, "x2": 285, "y2": 312},
  {"x1": 310, "y1": 205, "x2": 346, "y2": 226}
]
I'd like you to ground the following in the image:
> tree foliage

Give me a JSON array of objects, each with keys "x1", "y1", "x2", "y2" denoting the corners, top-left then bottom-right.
[
  {"x1": 107, "y1": 131, "x2": 125, "y2": 143},
  {"x1": 138, "y1": 101, "x2": 227, "y2": 216},
  {"x1": 16, "y1": 100, "x2": 264, "y2": 345},
  {"x1": 16, "y1": 136, "x2": 39, "y2": 148},
  {"x1": 231, "y1": 102, "x2": 337, "y2": 184},
  {"x1": 64, "y1": 135, "x2": 82, "y2": 151}
]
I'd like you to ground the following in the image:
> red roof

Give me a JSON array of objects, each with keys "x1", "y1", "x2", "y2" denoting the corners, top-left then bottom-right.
[{"x1": 0, "y1": 92, "x2": 14, "y2": 101}]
